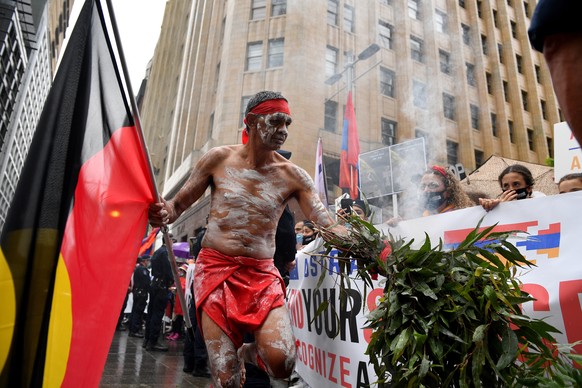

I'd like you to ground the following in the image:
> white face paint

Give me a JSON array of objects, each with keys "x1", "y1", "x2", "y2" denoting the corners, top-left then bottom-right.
[{"x1": 256, "y1": 113, "x2": 292, "y2": 150}]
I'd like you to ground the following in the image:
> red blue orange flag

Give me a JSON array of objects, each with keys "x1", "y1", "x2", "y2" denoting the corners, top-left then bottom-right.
[
  {"x1": 0, "y1": 0, "x2": 155, "y2": 386},
  {"x1": 138, "y1": 227, "x2": 160, "y2": 256},
  {"x1": 339, "y1": 91, "x2": 361, "y2": 199}
]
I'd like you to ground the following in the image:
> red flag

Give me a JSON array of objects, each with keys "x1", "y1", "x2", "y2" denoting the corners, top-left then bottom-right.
[
  {"x1": 138, "y1": 227, "x2": 160, "y2": 256},
  {"x1": 0, "y1": 0, "x2": 155, "y2": 386},
  {"x1": 339, "y1": 91, "x2": 360, "y2": 199}
]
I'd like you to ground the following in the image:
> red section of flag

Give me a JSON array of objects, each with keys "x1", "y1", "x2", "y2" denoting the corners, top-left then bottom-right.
[
  {"x1": 60, "y1": 126, "x2": 153, "y2": 386},
  {"x1": 139, "y1": 227, "x2": 160, "y2": 256},
  {"x1": 338, "y1": 92, "x2": 360, "y2": 199}
]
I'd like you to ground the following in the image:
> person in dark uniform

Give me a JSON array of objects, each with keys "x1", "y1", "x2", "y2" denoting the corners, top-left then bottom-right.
[
  {"x1": 144, "y1": 241, "x2": 174, "y2": 351},
  {"x1": 128, "y1": 255, "x2": 151, "y2": 337},
  {"x1": 183, "y1": 260, "x2": 211, "y2": 377}
]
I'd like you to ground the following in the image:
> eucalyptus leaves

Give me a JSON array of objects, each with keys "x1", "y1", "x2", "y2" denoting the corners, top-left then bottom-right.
[{"x1": 318, "y1": 216, "x2": 582, "y2": 387}]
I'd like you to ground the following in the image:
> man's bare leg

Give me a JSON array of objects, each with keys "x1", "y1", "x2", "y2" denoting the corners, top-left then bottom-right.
[
  {"x1": 250, "y1": 305, "x2": 297, "y2": 379},
  {"x1": 201, "y1": 312, "x2": 244, "y2": 388}
]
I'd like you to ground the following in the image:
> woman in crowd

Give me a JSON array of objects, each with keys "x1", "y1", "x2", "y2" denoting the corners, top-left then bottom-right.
[
  {"x1": 480, "y1": 164, "x2": 545, "y2": 211},
  {"x1": 387, "y1": 165, "x2": 474, "y2": 225},
  {"x1": 418, "y1": 165, "x2": 474, "y2": 216},
  {"x1": 298, "y1": 220, "x2": 318, "y2": 249},
  {"x1": 558, "y1": 173, "x2": 582, "y2": 194}
]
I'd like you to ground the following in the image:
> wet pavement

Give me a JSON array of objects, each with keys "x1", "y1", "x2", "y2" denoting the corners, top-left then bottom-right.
[{"x1": 100, "y1": 329, "x2": 211, "y2": 387}]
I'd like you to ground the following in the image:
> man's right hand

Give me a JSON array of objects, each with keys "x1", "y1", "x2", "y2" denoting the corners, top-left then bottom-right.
[{"x1": 148, "y1": 200, "x2": 171, "y2": 227}]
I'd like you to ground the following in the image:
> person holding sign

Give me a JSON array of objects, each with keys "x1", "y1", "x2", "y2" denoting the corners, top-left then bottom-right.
[{"x1": 480, "y1": 164, "x2": 546, "y2": 211}]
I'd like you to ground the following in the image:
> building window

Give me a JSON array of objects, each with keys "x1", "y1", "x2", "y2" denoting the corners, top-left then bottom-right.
[
  {"x1": 541, "y1": 99, "x2": 547, "y2": 119},
  {"x1": 344, "y1": 4, "x2": 354, "y2": 32},
  {"x1": 271, "y1": 0, "x2": 286, "y2": 16},
  {"x1": 521, "y1": 90, "x2": 528, "y2": 111},
  {"x1": 486, "y1": 72, "x2": 492, "y2": 94},
  {"x1": 408, "y1": 0, "x2": 420, "y2": 20},
  {"x1": 508, "y1": 120, "x2": 514, "y2": 143},
  {"x1": 381, "y1": 118, "x2": 397, "y2": 146},
  {"x1": 470, "y1": 104, "x2": 480, "y2": 129},
  {"x1": 477, "y1": 0, "x2": 483, "y2": 17},
  {"x1": 435, "y1": 10, "x2": 447, "y2": 33},
  {"x1": 481, "y1": 35, "x2": 488, "y2": 55},
  {"x1": 475, "y1": 149, "x2": 484, "y2": 167},
  {"x1": 527, "y1": 128, "x2": 534, "y2": 150},
  {"x1": 327, "y1": 0, "x2": 339, "y2": 26},
  {"x1": 491, "y1": 113, "x2": 498, "y2": 137},
  {"x1": 268, "y1": 38, "x2": 284, "y2": 68},
  {"x1": 458, "y1": 0, "x2": 465, "y2": 8},
  {"x1": 410, "y1": 36, "x2": 424, "y2": 62},
  {"x1": 209, "y1": 112, "x2": 214, "y2": 139},
  {"x1": 439, "y1": 50, "x2": 451, "y2": 74},
  {"x1": 325, "y1": 46, "x2": 338, "y2": 77},
  {"x1": 503, "y1": 80, "x2": 509, "y2": 102},
  {"x1": 379, "y1": 20, "x2": 393, "y2": 49},
  {"x1": 462, "y1": 24, "x2": 471, "y2": 45},
  {"x1": 446, "y1": 140, "x2": 459, "y2": 165},
  {"x1": 547, "y1": 136, "x2": 553, "y2": 158},
  {"x1": 324, "y1": 100, "x2": 338, "y2": 132},
  {"x1": 516, "y1": 54, "x2": 523, "y2": 73},
  {"x1": 251, "y1": 0, "x2": 266, "y2": 20},
  {"x1": 416, "y1": 128, "x2": 430, "y2": 149},
  {"x1": 246, "y1": 41, "x2": 263, "y2": 71},
  {"x1": 241, "y1": 96, "x2": 252, "y2": 126},
  {"x1": 443, "y1": 93, "x2": 456, "y2": 120},
  {"x1": 413, "y1": 80, "x2": 427, "y2": 109},
  {"x1": 493, "y1": 9, "x2": 498, "y2": 27},
  {"x1": 380, "y1": 67, "x2": 395, "y2": 97},
  {"x1": 524, "y1": 1, "x2": 530, "y2": 17},
  {"x1": 511, "y1": 20, "x2": 517, "y2": 38},
  {"x1": 380, "y1": 0, "x2": 390, "y2": 5},
  {"x1": 466, "y1": 62, "x2": 476, "y2": 86},
  {"x1": 498, "y1": 43, "x2": 503, "y2": 63},
  {"x1": 535, "y1": 64, "x2": 541, "y2": 83},
  {"x1": 507, "y1": 0, "x2": 512, "y2": 6}
]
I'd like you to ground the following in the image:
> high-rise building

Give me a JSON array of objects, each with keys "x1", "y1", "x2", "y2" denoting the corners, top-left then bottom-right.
[
  {"x1": 0, "y1": 0, "x2": 74, "y2": 230},
  {"x1": 139, "y1": 0, "x2": 559, "y2": 238}
]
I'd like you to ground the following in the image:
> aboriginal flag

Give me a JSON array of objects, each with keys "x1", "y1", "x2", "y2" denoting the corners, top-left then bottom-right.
[{"x1": 0, "y1": 0, "x2": 155, "y2": 386}]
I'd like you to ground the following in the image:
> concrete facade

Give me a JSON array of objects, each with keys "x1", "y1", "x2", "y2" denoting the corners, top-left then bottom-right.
[{"x1": 139, "y1": 0, "x2": 558, "y2": 238}]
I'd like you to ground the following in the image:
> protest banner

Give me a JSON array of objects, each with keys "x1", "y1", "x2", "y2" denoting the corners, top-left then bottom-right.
[{"x1": 288, "y1": 192, "x2": 582, "y2": 387}]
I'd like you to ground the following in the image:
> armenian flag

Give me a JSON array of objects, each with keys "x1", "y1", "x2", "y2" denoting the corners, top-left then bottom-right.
[{"x1": 338, "y1": 91, "x2": 360, "y2": 199}]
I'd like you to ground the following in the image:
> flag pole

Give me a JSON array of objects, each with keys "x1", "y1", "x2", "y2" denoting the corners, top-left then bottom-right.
[{"x1": 98, "y1": 0, "x2": 195, "y2": 340}]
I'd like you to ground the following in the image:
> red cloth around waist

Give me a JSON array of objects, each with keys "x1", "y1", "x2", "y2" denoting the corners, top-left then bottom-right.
[{"x1": 194, "y1": 247, "x2": 286, "y2": 347}]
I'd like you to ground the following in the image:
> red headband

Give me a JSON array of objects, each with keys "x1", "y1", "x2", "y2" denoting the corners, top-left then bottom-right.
[
  {"x1": 248, "y1": 99, "x2": 291, "y2": 116},
  {"x1": 242, "y1": 99, "x2": 291, "y2": 144},
  {"x1": 431, "y1": 165, "x2": 447, "y2": 177}
]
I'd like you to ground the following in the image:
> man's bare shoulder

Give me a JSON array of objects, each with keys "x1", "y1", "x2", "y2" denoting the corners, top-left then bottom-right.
[{"x1": 199, "y1": 145, "x2": 242, "y2": 165}]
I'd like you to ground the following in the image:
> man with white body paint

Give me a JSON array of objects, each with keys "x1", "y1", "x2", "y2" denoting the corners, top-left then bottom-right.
[{"x1": 149, "y1": 91, "x2": 345, "y2": 387}]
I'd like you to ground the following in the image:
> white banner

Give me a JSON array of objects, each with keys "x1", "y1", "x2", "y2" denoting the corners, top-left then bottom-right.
[
  {"x1": 288, "y1": 193, "x2": 582, "y2": 387},
  {"x1": 554, "y1": 121, "x2": 582, "y2": 181}
]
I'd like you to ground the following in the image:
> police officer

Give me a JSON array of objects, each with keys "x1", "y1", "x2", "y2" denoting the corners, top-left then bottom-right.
[
  {"x1": 144, "y1": 240, "x2": 174, "y2": 351},
  {"x1": 128, "y1": 255, "x2": 150, "y2": 337}
]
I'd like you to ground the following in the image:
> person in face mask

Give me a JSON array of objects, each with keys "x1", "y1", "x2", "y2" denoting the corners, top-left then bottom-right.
[
  {"x1": 300, "y1": 221, "x2": 318, "y2": 247},
  {"x1": 480, "y1": 164, "x2": 546, "y2": 211},
  {"x1": 419, "y1": 166, "x2": 475, "y2": 216}
]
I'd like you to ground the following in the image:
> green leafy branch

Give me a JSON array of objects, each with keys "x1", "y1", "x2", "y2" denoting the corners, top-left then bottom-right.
[{"x1": 316, "y1": 216, "x2": 582, "y2": 387}]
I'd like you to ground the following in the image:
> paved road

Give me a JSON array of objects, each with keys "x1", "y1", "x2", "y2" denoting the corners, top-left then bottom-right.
[{"x1": 100, "y1": 330, "x2": 211, "y2": 387}]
